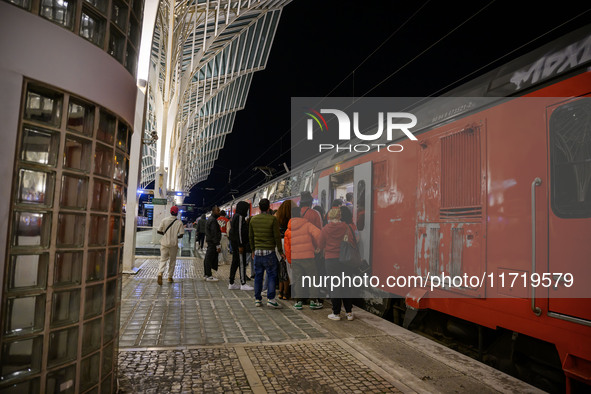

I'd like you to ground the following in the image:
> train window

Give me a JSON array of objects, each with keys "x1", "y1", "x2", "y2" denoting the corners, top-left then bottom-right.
[
  {"x1": 275, "y1": 179, "x2": 286, "y2": 199},
  {"x1": 260, "y1": 186, "x2": 268, "y2": 200},
  {"x1": 252, "y1": 191, "x2": 260, "y2": 207},
  {"x1": 549, "y1": 98, "x2": 591, "y2": 218},
  {"x1": 356, "y1": 180, "x2": 366, "y2": 231},
  {"x1": 290, "y1": 173, "x2": 301, "y2": 195},
  {"x1": 302, "y1": 169, "x2": 313, "y2": 192},
  {"x1": 267, "y1": 182, "x2": 277, "y2": 201}
]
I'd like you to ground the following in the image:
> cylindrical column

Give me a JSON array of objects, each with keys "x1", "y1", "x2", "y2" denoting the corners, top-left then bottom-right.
[{"x1": 0, "y1": 2, "x2": 143, "y2": 393}]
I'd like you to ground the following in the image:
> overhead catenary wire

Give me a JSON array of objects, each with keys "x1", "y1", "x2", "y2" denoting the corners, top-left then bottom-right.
[
  {"x1": 423, "y1": 6, "x2": 591, "y2": 98},
  {"x1": 211, "y1": 0, "x2": 498, "y2": 203},
  {"x1": 206, "y1": 1, "x2": 432, "y2": 204},
  {"x1": 359, "y1": 0, "x2": 497, "y2": 98},
  {"x1": 207, "y1": 3, "x2": 590, "y2": 206}
]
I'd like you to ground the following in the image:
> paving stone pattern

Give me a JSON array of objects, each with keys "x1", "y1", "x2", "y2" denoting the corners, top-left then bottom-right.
[
  {"x1": 117, "y1": 257, "x2": 530, "y2": 393},
  {"x1": 246, "y1": 342, "x2": 401, "y2": 393},
  {"x1": 118, "y1": 348, "x2": 251, "y2": 393}
]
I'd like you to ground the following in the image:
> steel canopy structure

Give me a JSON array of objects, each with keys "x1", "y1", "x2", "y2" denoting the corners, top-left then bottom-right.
[{"x1": 141, "y1": 0, "x2": 290, "y2": 191}]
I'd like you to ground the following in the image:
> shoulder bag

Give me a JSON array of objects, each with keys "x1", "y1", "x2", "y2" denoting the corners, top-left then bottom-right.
[{"x1": 339, "y1": 224, "x2": 362, "y2": 268}]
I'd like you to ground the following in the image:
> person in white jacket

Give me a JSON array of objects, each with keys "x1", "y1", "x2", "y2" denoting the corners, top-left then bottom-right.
[{"x1": 157, "y1": 206, "x2": 185, "y2": 285}]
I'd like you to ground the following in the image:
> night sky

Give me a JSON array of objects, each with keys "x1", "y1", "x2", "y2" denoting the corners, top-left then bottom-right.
[{"x1": 185, "y1": 0, "x2": 590, "y2": 213}]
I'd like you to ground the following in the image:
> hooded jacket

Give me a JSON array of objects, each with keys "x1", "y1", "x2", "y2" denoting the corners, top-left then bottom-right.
[
  {"x1": 321, "y1": 221, "x2": 356, "y2": 259},
  {"x1": 284, "y1": 217, "x2": 323, "y2": 263},
  {"x1": 196, "y1": 215, "x2": 207, "y2": 233},
  {"x1": 229, "y1": 201, "x2": 250, "y2": 248}
]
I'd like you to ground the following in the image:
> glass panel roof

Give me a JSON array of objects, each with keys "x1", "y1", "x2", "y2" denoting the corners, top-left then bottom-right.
[{"x1": 141, "y1": 1, "x2": 290, "y2": 190}]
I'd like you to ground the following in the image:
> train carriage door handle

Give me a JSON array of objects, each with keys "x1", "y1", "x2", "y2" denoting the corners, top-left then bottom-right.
[{"x1": 531, "y1": 177, "x2": 542, "y2": 316}]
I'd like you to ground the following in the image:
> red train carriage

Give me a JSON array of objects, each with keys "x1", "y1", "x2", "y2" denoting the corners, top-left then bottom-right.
[{"x1": 225, "y1": 25, "x2": 591, "y2": 391}]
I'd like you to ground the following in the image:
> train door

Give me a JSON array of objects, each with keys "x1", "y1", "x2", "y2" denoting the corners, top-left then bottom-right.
[
  {"x1": 546, "y1": 97, "x2": 591, "y2": 323},
  {"x1": 321, "y1": 162, "x2": 372, "y2": 264}
]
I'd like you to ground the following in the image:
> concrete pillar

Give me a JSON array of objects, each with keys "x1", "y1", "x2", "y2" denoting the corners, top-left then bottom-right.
[{"x1": 122, "y1": 88, "x2": 146, "y2": 273}]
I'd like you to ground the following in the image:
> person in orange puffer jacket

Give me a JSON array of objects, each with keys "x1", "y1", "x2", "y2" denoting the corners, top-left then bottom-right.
[{"x1": 285, "y1": 206, "x2": 324, "y2": 310}]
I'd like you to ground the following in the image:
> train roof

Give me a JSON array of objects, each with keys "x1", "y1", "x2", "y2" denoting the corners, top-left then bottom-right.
[{"x1": 443, "y1": 24, "x2": 591, "y2": 97}]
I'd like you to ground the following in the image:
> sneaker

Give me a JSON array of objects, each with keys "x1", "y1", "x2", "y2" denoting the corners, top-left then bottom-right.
[
  {"x1": 240, "y1": 284, "x2": 254, "y2": 291},
  {"x1": 167, "y1": 278, "x2": 174, "y2": 283},
  {"x1": 157, "y1": 275, "x2": 162, "y2": 286},
  {"x1": 255, "y1": 300, "x2": 262, "y2": 307},
  {"x1": 262, "y1": 290, "x2": 267, "y2": 296},
  {"x1": 267, "y1": 299, "x2": 281, "y2": 309},
  {"x1": 346, "y1": 312, "x2": 354, "y2": 321},
  {"x1": 309, "y1": 301, "x2": 323, "y2": 310},
  {"x1": 293, "y1": 301, "x2": 303, "y2": 310},
  {"x1": 206, "y1": 277, "x2": 219, "y2": 282},
  {"x1": 328, "y1": 313, "x2": 341, "y2": 321},
  {"x1": 228, "y1": 283, "x2": 241, "y2": 290}
]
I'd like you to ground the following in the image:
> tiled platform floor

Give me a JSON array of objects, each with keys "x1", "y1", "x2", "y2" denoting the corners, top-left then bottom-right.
[
  {"x1": 117, "y1": 257, "x2": 542, "y2": 393},
  {"x1": 119, "y1": 259, "x2": 324, "y2": 347}
]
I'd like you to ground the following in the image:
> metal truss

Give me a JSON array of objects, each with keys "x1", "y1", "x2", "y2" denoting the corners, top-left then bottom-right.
[{"x1": 141, "y1": 0, "x2": 290, "y2": 191}]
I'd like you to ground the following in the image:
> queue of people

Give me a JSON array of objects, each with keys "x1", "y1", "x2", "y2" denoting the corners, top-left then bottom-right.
[{"x1": 155, "y1": 189, "x2": 360, "y2": 321}]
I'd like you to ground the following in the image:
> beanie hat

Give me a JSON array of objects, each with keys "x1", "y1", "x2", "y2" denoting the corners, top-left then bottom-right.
[{"x1": 300, "y1": 191, "x2": 313, "y2": 206}]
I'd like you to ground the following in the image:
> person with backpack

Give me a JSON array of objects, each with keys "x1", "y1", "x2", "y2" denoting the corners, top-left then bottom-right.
[
  {"x1": 275, "y1": 200, "x2": 292, "y2": 300},
  {"x1": 321, "y1": 207, "x2": 357, "y2": 321},
  {"x1": 156, "y1": 206, "x2": 185, "y2": 285}
]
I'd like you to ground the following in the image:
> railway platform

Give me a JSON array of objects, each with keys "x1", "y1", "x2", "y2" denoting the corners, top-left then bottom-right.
[{"x1": 117, "y1": 257, "x2": 542, "y2": 393}]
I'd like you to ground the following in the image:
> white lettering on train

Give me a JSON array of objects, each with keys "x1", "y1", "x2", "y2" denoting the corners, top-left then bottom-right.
[{"x1": 510, "y1": 34, "x2": 591, "y2": 90}]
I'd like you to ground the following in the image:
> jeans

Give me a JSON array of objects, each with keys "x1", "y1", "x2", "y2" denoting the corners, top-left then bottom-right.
[{"x1": 254, "y1": 253, "x2": 278, "y2": 301}]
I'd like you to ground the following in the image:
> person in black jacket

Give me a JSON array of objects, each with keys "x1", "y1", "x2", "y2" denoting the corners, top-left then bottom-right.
[
  {"x1": 196, "y1": 214, "x2": 207, "y2": 250},
  {"x1": 228, "y1": 201, "x2": 253, "y2": 290},
  {"x1": 204, "y1": 206, "x2": 221, "y2": 281}
]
